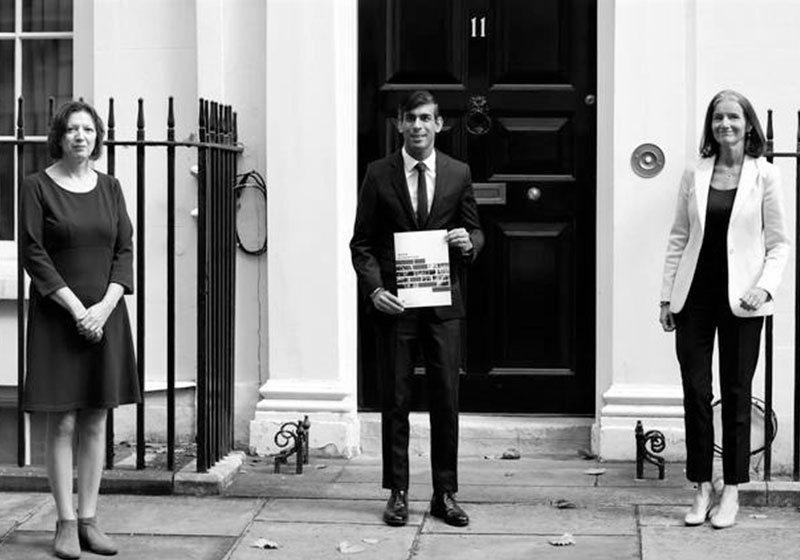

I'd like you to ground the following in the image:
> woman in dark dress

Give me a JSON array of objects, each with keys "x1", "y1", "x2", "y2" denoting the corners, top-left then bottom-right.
[
  {"x1": 21, "y1": 101, "x2": 140, "y2": 559},
  {"x1": 660, "y1": 90, "x2": 789, "y2": 529}
]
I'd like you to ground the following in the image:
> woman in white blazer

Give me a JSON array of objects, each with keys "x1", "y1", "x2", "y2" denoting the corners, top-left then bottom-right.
[{"x1": 660, "y1": 90, "x2": 790, "y2": 529}]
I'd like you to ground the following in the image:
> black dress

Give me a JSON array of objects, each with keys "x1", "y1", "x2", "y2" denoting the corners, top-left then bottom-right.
[{"x1": 21, "y1": 170, "x2": 140, "y2": 412}]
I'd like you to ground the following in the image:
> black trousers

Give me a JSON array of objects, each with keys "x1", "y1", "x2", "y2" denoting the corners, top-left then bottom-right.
[
  {"x1": 374, "y1": 309, "x2": 460, "y2": 494},
  {"x1": 675, "y1": 292, "x2": 763, "y2": 485}
]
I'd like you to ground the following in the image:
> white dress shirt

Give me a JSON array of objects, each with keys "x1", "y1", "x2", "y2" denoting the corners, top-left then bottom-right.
[{"x1": 401, "y1": 147, "x2": 436, "y2": 215}]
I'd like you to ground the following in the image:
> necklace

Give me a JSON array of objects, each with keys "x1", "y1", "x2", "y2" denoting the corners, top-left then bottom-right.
[{"x1": 720, "y1": 163, "x2": 741, "y2": 179}]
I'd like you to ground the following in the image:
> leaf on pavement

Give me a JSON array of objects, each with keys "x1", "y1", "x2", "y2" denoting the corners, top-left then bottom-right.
[
  {"x1": 583, "y1": 468, "x2": 607, "y2": 476},
  {"x1": 548, "y1": 533, "x2": 576, "y2": 546},
  {"x1": 550, "y1": 499, "x2": 577, "y2": 509},
  {"x1": 337, "y1": 541, "x2": 367, "y2": 554},
  {"x1": 500, "y1": 448, "x2": 521, "y2": 460},
  {"x1": 251, "y1": 538, "x2": 280, "y2": 549}
]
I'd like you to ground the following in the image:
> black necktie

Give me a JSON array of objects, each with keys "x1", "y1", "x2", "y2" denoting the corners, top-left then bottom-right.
[{"x1": 415, "y1": 162, "x2": 428, "y2": 226}]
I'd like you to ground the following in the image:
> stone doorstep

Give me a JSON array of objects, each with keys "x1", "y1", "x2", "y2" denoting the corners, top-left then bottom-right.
[
  {"x1": 359, "y1": 413, "x2": 595, "y2": 457},
  {"x1": 0, "y1": 451, "x2": 246, "y2": 496},
  {"x1": 173, "y1": 451, "x2": 246, "y2": 496}
]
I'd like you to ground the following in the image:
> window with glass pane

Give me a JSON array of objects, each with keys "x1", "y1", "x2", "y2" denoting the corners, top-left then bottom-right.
[
  {"x1": 24, "y1": 0, "x2": 72, "y2": 32},
  {"x1": 23, "y1": 39, "x2": 73, "y2": 135},
  {"x1": 0, "y1": 0, "x2": 13, "y2": 32},
  {"x1": 0, "y1": 41, "x2": 13, "y2": 135},
  {"x1": 0, "y1": 1, "x2": 72, "y2": 240},
  {"x1": 0, "y1": 145, "x2": 13, "y2": 239}
]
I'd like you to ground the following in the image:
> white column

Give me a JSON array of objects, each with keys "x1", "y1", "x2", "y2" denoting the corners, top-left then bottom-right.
[
  {"x1": 594, "y1": 0, "x2": 695, "y2": 460},
  {"x1": 249, "y1": 0, "x2": 359, "y2": 457}
]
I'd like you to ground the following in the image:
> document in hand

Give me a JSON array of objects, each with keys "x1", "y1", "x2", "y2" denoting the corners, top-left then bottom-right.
[{"x1": 394, "y1": 230, "x2": 452, "y2": 308}]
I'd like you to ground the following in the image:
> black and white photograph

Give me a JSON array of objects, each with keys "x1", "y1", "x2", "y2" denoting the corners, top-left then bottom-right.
[{"x1": 1, "y1": 1, "x2": 799, "y2": 559}]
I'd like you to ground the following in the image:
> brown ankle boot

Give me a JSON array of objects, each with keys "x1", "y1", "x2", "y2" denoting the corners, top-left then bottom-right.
[
  {"x1": 78, "y1": 517, "x2": 118, "y2": 556},
  {"x1": 54, "y1": 519, "x2": 80, "y2": 559}
]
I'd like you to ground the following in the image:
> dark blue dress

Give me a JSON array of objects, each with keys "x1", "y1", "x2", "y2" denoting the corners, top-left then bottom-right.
[{"x1": 21, "y1": 170, "x2": 140, "y2": 412}]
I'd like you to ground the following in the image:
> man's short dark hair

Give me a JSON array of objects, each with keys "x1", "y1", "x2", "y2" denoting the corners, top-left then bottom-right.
[
  {"x1": 48, "y1": 100, "x2": 106, "y2": 161},
  {"x1": 398, "y1": 90, "x2": 440, "y2": 119}
]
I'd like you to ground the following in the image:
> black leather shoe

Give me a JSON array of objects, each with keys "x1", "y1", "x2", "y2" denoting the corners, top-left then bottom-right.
[
  {"x1": 430, "y1": 492, "x2": 469, "y2": 527},
  {"x1": 383, "y1": 489, "x2": 408, "y2": 526}
]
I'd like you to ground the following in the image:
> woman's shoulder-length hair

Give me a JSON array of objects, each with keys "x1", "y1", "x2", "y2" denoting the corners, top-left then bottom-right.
[
  {"x1": 699, "y1": 89, "x2": 766, "y2": 159},
  {"x1": 47, "y1": 100, "x2": 106, "y2": 161}
]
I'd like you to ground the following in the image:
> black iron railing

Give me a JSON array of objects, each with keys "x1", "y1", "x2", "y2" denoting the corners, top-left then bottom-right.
[
  {"x1": 8, "y1": 96, "x2": 241, "y2": 473},
  {"x1": 763, "y1": 108, "x2": 800, "y2": 482}
]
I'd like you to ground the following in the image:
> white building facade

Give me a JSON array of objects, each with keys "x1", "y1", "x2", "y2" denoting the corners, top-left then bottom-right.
[{"x1": 0, "y1": 0, "x2": 797, "y2": 472}]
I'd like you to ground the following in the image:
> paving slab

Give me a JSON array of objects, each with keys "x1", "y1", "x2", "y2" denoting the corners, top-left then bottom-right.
[
  {"x1": 640, "y1": 525, "x2": 800, "y2": 560},
  {"x1": 766, "y1": 480, "x2": 800, "y2": 506},
  {"x1": 256, "y1": 498, "x2": 427, "y2": 526},
  {"x1": 0, "y1": 465, "x2": 174, "y2": 494},
  {"x1": 0, "y1": 532, "x2": 234, "y2": 560},
  {"x1": 228, "y1": 477, "x2": 696, "y2": 506},
  {"x1": 240, "y1": 456, "x2": 346, "y2": 482},
  {"x1": 458, "y1": 458, "x2": 687, "y2": 488},
  {"x1": 456, "y1": 483, "x2": 693, "y2": 506},
  {"x1": 17, "y1": 495, "x2": 264, "y2": 536},
  {"x1": 421, "y1": 503, "x2": 637, "y2": 535},
  {"x1": 639, "y1": 504, "x2": 800, "y2": 529},
  {"x1": 334, "y1": 456, "x2": 689, "y2": 490},
  {"x1": 413, "y1": 533, "x2": 640, "y2": 560},
  {"x1": 0, "y1": 493, "x2": 50, "y2": 540},
  {"x1": 227, "y1": 519, "x2": 418, "y2": 560},
  {"x1": 224, "y1": 458, "x2": 352, "y2": 497}
]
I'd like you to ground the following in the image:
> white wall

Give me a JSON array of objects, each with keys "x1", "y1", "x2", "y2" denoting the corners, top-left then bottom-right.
[
  {"x1": 598, "y1": 0, "x2": 799, "y2": 471},
  {"x1": 249, "y1": 0, "x2": 359, "y2": 457},
  {"x1": 196, "y1": 0, "x2": 268, "y2": 447}
]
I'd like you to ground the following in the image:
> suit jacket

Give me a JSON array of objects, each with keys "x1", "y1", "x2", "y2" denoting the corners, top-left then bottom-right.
[
  {"x1": 350, "y1": 150, "x2": 484, "y2": 320},
  {"x1": 661, "y1": 156, "x2": 790, "y2": 317}
]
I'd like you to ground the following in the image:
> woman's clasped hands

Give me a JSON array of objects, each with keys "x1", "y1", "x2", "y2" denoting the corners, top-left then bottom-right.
[{"x1": 76, "y1": 301, "x2": 113, "y2": 343}]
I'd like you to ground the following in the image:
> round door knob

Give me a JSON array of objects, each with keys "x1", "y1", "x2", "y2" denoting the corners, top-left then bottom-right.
[
  {"x1": 526, "y1": 186, "x2": 542, "y2": 201},
  {"x1": 585, "y1": 94, "x2": 596, "y2": 106}
]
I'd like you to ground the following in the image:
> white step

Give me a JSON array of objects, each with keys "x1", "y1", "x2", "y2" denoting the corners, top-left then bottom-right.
[{"x1": 358, "y1": 413, "x2": 593, "y2": 458}]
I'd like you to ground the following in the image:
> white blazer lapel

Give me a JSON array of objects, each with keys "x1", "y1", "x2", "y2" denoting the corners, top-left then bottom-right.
[
  {"x1": 694, "y1": 157, "x2": 714, "y2": 231},
  {"x1": 729, "y1": 156, "x2": 758, "y2": 225}
]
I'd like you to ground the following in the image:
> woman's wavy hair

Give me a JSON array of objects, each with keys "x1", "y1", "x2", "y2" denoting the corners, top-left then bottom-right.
[
  {"x1": 48, "y1": 100, "x2": 106, "y2": 161},
  {"x1": 699, "y1": 90, "x2": 765, "y2": 158}
]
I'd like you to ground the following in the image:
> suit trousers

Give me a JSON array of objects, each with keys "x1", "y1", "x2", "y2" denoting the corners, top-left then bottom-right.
[
  {"x1": 374, "y1": 309, "x2": 461, "y2": 494},
  {"x1": 675, "y1": 290, "x2": 763, "y2": 485}
]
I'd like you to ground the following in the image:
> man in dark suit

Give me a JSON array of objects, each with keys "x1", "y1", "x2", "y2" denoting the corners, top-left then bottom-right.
[{"x1": 350, "y1": 91, "x2": 484, "y2": 527}]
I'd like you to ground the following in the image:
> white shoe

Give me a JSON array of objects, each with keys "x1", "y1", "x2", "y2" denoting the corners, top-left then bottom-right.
[
  {"x1": 710, "y1": 500, "x2": 738, "y2": 529},
  {"x1": 684, "y1": 491, "x2": 713, "y2": 526}
]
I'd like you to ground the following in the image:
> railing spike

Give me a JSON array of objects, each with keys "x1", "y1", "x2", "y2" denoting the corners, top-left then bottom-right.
[
  {"x1": 767, "y1": 109, "x2": 774, "y2": 140},
  {"x1": 168, "y1": 96, "x2": 175, "y2": 129},
  {"x1": 221, "y1": 105, "x2": 228, "y2": 137},
  {"x1": 796, "y1": 110, "x2": 800, "y2": 147},
  {"x1": 766, "y1": 109, "x2": 774, "y2": 158},
  {"x1": 137, "y1": 98, "x2": 145, "y2": 130},
  {"x1": 16, "y1": 97, "x2": 24, "y2": 138},
  {"x1": 107, "y1": 98, "x2": 115, "y2": 131}
]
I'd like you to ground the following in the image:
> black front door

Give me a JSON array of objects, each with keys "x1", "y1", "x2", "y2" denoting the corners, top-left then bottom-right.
[{"x1": 358, "y1": 0, "x2": 597, "y2": 413}]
